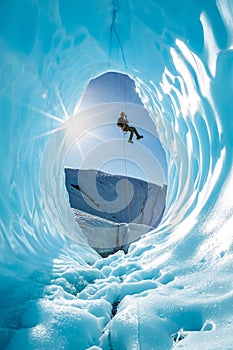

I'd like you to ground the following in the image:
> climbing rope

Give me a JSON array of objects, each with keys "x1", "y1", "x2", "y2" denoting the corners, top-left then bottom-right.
[
  {"x1": 122, "y1": 73, "x2": 131, "y2": 223},
  {"x1": 124, "y1": 73, "x2": 127, "y2": 114},
  {"x1": 123, "y1": 134, "x2": 131, "y2": 223},
  {"x1": 109, "y1": 0, "x2": 127, "y2": 68}
]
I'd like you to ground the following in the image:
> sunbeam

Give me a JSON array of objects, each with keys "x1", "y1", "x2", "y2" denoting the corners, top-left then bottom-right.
[
  {"x1": 26, "y1": 124, "x2": 67, "y2": 142},
  {"x1": 55, "y1": 87, "x2": 70, "y2": 120},
  {"x1": 6, "y1": 93, "x2": 65, "y2": 124}
]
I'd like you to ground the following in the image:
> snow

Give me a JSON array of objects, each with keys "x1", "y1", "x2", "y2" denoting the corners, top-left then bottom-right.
[
  {"x1": 1, "y1": 0, "x2": 233, "y2": 349},
  {"x1": 65, "y1": 168, "x2": 166, "y2": 255}
]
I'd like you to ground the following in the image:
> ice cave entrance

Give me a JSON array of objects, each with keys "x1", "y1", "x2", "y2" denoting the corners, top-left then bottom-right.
[{"x1": 64, "y1": 72, "x2": 167, "y2": 256}]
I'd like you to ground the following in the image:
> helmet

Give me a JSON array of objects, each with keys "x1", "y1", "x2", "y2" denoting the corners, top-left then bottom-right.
[{"x1": 120, "y1": 111, "x2": 125, "y2": 116}]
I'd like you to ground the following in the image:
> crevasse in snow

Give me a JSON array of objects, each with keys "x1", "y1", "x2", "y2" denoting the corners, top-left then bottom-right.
[{"x1": 1, "y1": 1, "x2": 233, "y2": 349}]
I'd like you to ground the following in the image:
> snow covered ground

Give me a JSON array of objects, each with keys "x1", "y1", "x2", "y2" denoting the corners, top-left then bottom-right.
[{"x1": 1, "y1": 1, "x2": 233, "y2": 349}]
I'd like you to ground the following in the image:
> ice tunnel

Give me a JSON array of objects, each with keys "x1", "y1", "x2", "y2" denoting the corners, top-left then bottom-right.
[{"x1": 1, "y1": 0, "x2": 233, "y2": 349}]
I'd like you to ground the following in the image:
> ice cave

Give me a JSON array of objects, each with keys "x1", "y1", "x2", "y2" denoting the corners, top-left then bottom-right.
[{"x1": 1, "y1": 0, "x2": 233, "y2": 349}]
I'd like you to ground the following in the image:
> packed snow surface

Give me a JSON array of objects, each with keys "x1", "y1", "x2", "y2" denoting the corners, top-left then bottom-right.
[{"x1": 1, "y1": 0, "x2": 233, "y2": 349}]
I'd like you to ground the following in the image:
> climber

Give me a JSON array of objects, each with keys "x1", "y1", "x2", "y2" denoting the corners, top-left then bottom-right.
[{"x1": 117, "y1": 111, "x2": 143, "y2": 144}]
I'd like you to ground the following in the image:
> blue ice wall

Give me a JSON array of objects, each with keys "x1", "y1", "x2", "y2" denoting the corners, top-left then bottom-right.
[{"x1": 1, "y1": 0, "x2": 233, "y2": 348}]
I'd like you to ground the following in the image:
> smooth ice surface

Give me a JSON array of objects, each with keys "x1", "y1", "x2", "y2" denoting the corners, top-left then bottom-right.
[{"x1": 1, "y1": 1, "x2": 233, "y2": 349}]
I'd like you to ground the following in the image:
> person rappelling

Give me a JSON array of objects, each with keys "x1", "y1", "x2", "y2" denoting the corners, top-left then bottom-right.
[{"x1": 117, "y1": 111, "x2": 143, "y2": 144}]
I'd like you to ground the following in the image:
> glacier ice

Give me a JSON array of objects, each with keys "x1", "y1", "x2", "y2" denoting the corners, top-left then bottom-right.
[
  {"x1": 1, "y1": 0, "x2": 233, "y2": 349},
  {"x1": 65, "y1": 168, "x2": 166, "y2": 254}
]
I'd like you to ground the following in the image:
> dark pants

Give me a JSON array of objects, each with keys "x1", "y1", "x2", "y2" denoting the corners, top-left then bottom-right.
[{"x1": 125, "y1": 125, "x2": 140, "y2": 141}]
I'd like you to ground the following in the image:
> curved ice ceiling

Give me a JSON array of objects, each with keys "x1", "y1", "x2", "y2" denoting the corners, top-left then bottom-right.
[{"x1": 1, "y1": 0, "x2": 233, "y2": 348}]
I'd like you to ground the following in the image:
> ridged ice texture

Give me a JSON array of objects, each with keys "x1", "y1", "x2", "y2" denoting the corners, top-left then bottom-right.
[{"x1": 1, "y1": 1, "x2": 233, "y2": 349}]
